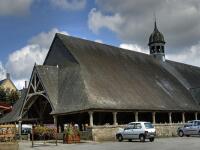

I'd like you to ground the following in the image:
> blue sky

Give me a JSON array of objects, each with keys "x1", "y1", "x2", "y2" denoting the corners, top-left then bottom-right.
[
  {"x1": 0, "y1": 0, "x2": 200, "y2": 89},
  {"x1": 0, "y1": 0, "x2": 118, "y2": 62}
]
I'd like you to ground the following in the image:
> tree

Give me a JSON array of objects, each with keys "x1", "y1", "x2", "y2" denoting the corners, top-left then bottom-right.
[
  {"x1": 8, "y1": 90, "x2": 19, "y2": 105},
  {"x1": 0, "y1": 86, "x2": 6, "y2": 102},
  {"x1": 0, "y1": 86, "x2": 19, "y2": 105}
]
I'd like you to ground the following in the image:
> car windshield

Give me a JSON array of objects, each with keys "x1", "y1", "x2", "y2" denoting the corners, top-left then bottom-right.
[{"x1": 144, "y1": 123, "x2": 154, "y2": 129}]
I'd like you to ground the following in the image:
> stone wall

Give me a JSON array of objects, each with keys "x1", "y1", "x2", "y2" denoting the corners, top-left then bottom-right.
[
  {"x1": 83, "y1": 123, "x2": 183, "y2": 141},
  {"x1": 155, "y1": 123, "x2": 182, "y2": 137}
]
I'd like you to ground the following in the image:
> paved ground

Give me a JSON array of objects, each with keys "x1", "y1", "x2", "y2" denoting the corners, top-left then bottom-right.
[{"x1": 19, "y1": 137, "x2": 200, "y2": 150}]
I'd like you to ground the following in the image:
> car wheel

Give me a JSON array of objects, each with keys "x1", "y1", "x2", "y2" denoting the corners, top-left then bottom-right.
[
  {"x1": 178, "y1": 130, "x2": 184, "y2": 137},
  {"x1": 128, "y1": 139, "x2": 132, "y2": 142},
  {"x1": 149, "y1": 138, "x2": 154, "y2": 142},
  {"x1": 186, "y1": 135, "x2": 190, "y2": 137},
  {"x1": 139, "y1": 134, "x2": 145, "y2": 142},
  {"x1": 118, "y1": 135, "x2": 123, "y2": 142}
]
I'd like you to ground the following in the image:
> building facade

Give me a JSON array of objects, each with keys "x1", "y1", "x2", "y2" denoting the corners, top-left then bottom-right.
[{"x1": 1, "y1": 23, "x2": 200, "y2": 136}]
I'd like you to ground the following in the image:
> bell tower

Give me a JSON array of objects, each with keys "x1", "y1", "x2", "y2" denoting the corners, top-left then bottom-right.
[{"x1": 148, "y1": 21, "x2": 166, "y2": 61}]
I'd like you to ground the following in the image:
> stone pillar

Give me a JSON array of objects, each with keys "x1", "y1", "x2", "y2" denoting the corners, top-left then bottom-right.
[
  {"x1": 169, "y1": 112, "x2": 172, "y2": 124},
  {"x1": 113, "y1": 112, "x2": 117, "y2": 125},
  {"x1": 182, "y1": 112, "x2": 185, "y2": 123},
  {"x1": 53, "y1": 116, "x2": 58, "y2": 133},
  {"x1": 18, "y1": 120, "x2": 22, "y2": 140},
  {"x1": 88, "y1": 111, "x2": 94, "y2": 127},
  {"x1": 135, "y1": 112, "x2": 138, "y2": 122},
  {"x1": 195, "y1": 112, "x2": 198, "y2": 120},
  {"x1": 152, "y1": 112, "x2": 156, "y2": 124}
]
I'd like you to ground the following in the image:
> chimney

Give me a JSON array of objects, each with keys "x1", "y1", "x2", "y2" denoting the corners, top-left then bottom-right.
[
  {"x1": 6, "y1": 73, "x2": 10, "y2": 80},
  {"x1": 25, "y1": 81, "x2": 28, "y2": 89}
]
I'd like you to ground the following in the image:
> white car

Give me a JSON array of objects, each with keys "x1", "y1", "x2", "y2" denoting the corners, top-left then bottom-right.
[{"x1": 116, "y1": 122, "x2": 156, "y2": 142}]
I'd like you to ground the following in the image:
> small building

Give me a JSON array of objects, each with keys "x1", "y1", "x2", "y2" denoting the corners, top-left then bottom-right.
[
  {"x1": 1, "y1": 22, "x2": 200, "y2": 139},
  {"x1": 0, "y1": 73, "x2": 17, "y2": 92},
  {"x1": 0, "y1": 73, "x2": 17, "y2": 117}
]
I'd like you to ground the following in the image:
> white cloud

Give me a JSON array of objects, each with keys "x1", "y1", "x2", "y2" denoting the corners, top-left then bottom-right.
[
  {"x1": 95, "y1": 39, "x2": 103, "y2": 43},
  {"x1": 14, "y1": 79, "x2": 28, "y2": 90},
  {"x1": 88, "y1": 8, "x2": 124, "y2": 34},
  {"x1": 0, "y1": 62, "x2": 6, "y2": 80},
  {"x1": 89, "y1": 0, "x2": 200, "y2": 53},
  {"x1": 166, "y1": 42, "x2": 200, "y2": 67},
  {"x1": 119, "y1": 43, "x2": 148, "y2": 54},
  {"x1": 28, "y1": 28, "x2": 68, "y2": 49},
  {"x1": 120, "y1": 43, "x2": 200, "y2": 67},
  {"x1": 0, "y1": 0, "x2": 33, "y2": 16},
  {"x1": 50, "y1": 0, "x2": 86, "y2": 11},
  {"x1": 5, "y1": 28, "x2": 68, "y2": 89},
  {"x1": 6, "y1": 45, "x2": 47, "y2": 79}
]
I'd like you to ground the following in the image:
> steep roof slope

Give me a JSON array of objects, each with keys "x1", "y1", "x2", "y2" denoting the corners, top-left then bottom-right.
[
  {"x1": 44, "y1": 34, "x2": 200, "y2": 113},
  {"x1": 36, "y1": 65, "x2": 58, "y2": 110}
]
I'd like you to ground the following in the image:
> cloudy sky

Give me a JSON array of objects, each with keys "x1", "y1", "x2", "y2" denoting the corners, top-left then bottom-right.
[{"x1": 0, "y1": 0, "x2": 200, "y2": 89}]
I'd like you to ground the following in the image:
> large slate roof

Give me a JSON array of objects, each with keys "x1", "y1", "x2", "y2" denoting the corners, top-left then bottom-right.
[
  {"x1": 43, "y1": 33, "x2": 200, "y2": 114},
  {"x1": 2, "y1": 33, "x2": 200, "y2": 123}
]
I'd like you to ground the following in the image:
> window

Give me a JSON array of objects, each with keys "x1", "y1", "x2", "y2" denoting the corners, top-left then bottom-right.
[
  {"x1": 135, "y1": 123, "x2": 142, "y2": 129},
  {"x1": 144, "y1": 123, "x2": 154, "y2": 129}
]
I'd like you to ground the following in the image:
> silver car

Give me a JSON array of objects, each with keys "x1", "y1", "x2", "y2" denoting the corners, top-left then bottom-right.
[
  {"x1": 177, "y1": 120, "x2": 200, "y2": 137},
  {"x1": 116, "y1": 122, "x2": 156, "y2": 142}
]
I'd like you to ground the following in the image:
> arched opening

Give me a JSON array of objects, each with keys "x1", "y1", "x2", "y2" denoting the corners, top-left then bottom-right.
[{"x1": 22, "y1": 95, "x2": 54, "y2": 124}]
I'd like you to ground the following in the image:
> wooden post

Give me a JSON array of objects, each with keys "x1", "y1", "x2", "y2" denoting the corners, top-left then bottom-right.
[
  {"x1": 32, "y1": 125, "x2": 34, "y2": 147},
  {"x1": 53, "y1": 116, "x2": 58, "y2": 146},
  {"x1": 18, "y1": 121, "x2": 22, "y2": 140}
]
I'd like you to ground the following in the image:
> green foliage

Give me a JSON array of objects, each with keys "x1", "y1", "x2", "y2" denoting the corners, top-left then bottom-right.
[
  {"x1": 65, "y1": 125, "x2": 80, "y2": 136},
  {"x1": 0, "y1": 86, "x2": 6, "y2": 101},
  {"x1": 34, "y1": 125, "x2": 57, "y2": 139},
  {"x1": 65, "y1": 126, "x2": 74, "y2": 136},
  {"x1": 8, "y1": 90, "x2": 19, "y2": 105},
  {"x1": 0, "y1": 86, "x2": 19, "y2": 105}
]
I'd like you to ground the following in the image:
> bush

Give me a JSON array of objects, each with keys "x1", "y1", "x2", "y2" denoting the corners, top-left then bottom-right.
[{"x1": 33, "y1": 125, "x2": 56, "y2": 140}]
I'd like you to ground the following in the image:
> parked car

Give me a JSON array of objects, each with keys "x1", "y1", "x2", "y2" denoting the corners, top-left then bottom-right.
[
  {"x1": 116, "y1": 122, "x2": 156, "y2": 142},
  {"x1": 177, "y1": 120, "x2": 200, "y2": 137}
]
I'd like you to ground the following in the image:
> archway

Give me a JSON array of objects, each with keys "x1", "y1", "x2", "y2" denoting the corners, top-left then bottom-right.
[{"x1": 21, "y1": 94, "x2": 54, "y2": 124}]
